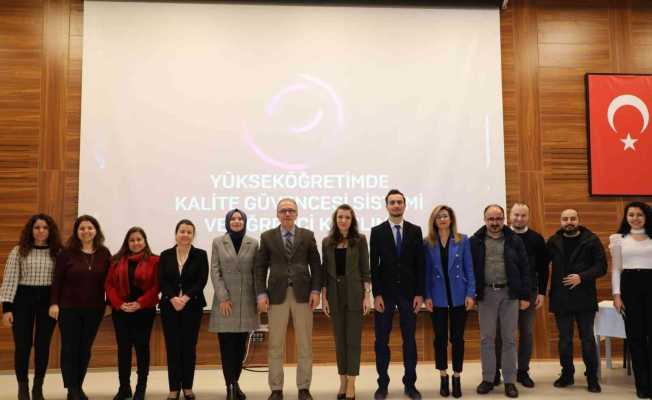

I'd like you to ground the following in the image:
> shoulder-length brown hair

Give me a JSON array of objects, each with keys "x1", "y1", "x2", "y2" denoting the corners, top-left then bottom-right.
[
  {"x1": 111, "y1": 227, "x2": 153, "y2": 264},
  {"x1": 66, "y1": 215, "x2": 106, "y2": 253},
  {"x1": 326, "y1": 204, "x2": 361, "y2": 245},
  {"x1": 425, "y1": 205, "x2": 462, "y2": 247},
  {"x1": 18, "y1": 213, "x2": 63, "y2": 259}
]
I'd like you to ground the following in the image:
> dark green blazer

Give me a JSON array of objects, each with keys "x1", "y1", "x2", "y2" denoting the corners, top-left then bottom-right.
[{"x1": 321, "y1": 234, "x2": 371, "y2": 312}]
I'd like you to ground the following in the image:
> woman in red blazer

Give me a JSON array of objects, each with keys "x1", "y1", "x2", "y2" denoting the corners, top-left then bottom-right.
[{"x1": 105, "y1": 227, "x2": 159, "y2": 400}]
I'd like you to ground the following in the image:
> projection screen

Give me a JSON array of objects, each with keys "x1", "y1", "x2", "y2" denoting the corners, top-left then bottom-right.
[{"x1": 79, "y1": 1, "x2": 506, "y2": 307}]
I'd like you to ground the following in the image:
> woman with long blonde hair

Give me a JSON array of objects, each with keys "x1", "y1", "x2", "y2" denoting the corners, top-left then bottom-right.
[{"x1": 423, "y1": 205, "x2": 476, "y2": 398}]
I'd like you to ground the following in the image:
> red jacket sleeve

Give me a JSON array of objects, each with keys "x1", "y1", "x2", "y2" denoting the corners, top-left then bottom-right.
[
  {"x1": 137, "y1": 256, "x2": 160, "y2": 309},
  {"x1": 105, "y1": 263, "x2": 125, "y2": 309}
]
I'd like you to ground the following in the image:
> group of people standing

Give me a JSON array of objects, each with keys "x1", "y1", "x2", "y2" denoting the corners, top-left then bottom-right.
[{"x1": 1, "y1": 192, "x2": 651, "y2": 400}]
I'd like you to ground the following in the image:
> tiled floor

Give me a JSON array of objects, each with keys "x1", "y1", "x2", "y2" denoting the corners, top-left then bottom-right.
[{"x1": 0, "y1": 361, "x2": 637, "y2": 400}]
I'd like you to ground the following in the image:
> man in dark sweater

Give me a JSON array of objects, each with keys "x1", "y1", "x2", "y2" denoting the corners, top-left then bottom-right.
[
  {"x1": 495, "y1": 203, "x2": 549, "y2": 388},
  {"x1": 546, "y1": 209, "x2": 607, "y2": 393}
]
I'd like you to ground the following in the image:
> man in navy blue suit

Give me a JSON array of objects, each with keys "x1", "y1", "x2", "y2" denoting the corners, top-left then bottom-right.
[{"x1": 370, "y1": 189, "x2": 425, "y2": 400}]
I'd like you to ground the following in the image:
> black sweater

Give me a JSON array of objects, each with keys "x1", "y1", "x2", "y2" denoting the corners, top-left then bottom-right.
[{"x1": 513, "y1": 228, "x2": 550, "y2": 295}]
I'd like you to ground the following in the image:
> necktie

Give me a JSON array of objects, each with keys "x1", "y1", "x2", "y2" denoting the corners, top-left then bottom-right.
[
  {"x1": 284, "y1": 231, "x2": 293, "y2": 259},
  {"x1": 394, "y1": 224, "x2": 402, "y2": 257}
]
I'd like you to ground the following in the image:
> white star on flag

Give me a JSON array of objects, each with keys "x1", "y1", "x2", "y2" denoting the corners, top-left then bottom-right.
[{"x1": 620, "y1": 133, "x2": 638, "y2": 151}]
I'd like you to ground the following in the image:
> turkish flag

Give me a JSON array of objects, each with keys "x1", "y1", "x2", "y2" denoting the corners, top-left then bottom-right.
[{"x1": 586, "y1": 74, "x2": 652, "y2": 195}]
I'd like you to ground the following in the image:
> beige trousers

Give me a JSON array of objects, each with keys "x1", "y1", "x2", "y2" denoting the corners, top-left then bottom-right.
[{"x1": 267, "y1": 287, "x2": 313, "y2": 390}]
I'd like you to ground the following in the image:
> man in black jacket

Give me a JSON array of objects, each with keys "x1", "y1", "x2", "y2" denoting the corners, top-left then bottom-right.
[
  {"x1": 371, "y1": 189, "x2": 425, "y2": 400},
  {"x1": 495, "y1": 203, "x2": 549, "y2": 388},
  {"x1": 546, "y1": 209, "x2": 607, "y2": 393},
  {"x1": 471, "y1": 205, "x2": 530, "y2": 398}
]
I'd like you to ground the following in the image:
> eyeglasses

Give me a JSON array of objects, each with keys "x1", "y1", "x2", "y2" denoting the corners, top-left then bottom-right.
[{"x1": 278, "y1": 208, "x2": 297, "y2": 214}]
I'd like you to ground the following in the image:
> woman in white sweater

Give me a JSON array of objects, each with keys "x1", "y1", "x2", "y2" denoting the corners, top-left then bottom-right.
[
  {"x1": 0, "y1": 214, "x2": 63, "y2": 400},
  {"x1": 610, "y1": 202, "x2": 652, "y2": 399}
]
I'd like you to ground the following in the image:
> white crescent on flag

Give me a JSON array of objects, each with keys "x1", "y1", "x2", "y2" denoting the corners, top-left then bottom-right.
[{"x1": 607, "y1": 94, "x2": 649, "y2": 134}]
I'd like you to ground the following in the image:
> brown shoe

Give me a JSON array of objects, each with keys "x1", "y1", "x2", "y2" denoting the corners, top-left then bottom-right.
[
  {"x1": 267, "y1": 390, "x2": 283, "y2": 400},
  {"x1": 298, "y1": 389, "x2": 313, "y2": 400}
]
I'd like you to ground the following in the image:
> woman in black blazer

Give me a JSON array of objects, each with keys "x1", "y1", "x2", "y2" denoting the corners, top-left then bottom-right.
[{"x1": 159, "y1": 219, "x2": 208, "y2": 400}]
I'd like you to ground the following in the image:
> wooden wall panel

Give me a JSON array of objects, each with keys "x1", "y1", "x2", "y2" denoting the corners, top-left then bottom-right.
[{"x1": 1, "y1": 0, "x2": 652, "y2": 372}]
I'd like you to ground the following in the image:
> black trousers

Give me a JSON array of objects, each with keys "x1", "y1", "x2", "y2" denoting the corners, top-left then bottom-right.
[
  {"x1": 112, "y1": 309, "x2": 156, "y2": 387},
  {"x1": 11, "y1": 286, "x2": 56, "y2": 382},
  {"x1": 59, "y1": 308, "x2": 104, "y2": 389},
  {"x1": 621, "y1": 269, "x2": 652, "y2": 395},
  {"x1": 431, "y1": 306, "x2": 467, "y2": 373},
  {"x1": 160, "y1": 306, "x2": 202, "y2": 391},
  {"x1": 554, "y1": 310, "x2": 598, "y2": 379},
  {"x1": 374, "y1": 286, "x2": 417, "y2": 388},
  {"x1": 217, "y1": 332, "x2": 249, "y2": 385}
]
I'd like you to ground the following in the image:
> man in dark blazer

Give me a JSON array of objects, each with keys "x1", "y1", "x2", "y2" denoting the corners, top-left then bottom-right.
[
  {"x1": 371, "y1": 189, "x2": 425, "y2": 400},
  {"x1": 255, "y1": 198, "x2": 322, "y2": 400}
]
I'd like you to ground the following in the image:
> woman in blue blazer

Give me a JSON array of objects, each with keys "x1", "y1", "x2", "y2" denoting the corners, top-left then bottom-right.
[{"x1": 424, "y1": 205, "x2": 476, "y2": 398}]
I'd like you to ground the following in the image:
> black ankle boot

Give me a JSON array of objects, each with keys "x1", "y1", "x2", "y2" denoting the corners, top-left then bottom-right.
[
  {"x1": 234, "y1": 383, "x2": 246, "y2": 400},
  {"x1": 440, "y1": 375, "x2": 450, "y2": 397},
  {"x1": 133, "y1": 378, "x2": 147, "y2": 400},
  {"x1": 113, "y1": 385, "x2": 132, "y2": 400},
  {"x1": 226, "y1": 384, "x2": 237, "y2": 400},
  {"x1": 32, "y1": 377, "x2": 44, "y2": 400},
  {"x1": 67, "y1": 388, "x2": 81, "y2": 400},
  {"x1": 18, "y1": 381, "x2": 30, "y2": 400},
  {"x1": 452, "y1": 376, "x2": 462, "y2": 398}
]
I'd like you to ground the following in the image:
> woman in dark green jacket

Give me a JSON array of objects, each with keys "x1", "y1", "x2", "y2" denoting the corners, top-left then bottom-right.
[{"x1": 321, "y1": 204, "x2": 372, "y2": 400}]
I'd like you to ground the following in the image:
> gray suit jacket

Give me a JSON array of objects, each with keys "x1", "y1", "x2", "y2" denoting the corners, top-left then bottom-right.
[
  {"x1": 255, "y1": 226, "x2": 322, "y2": 305},
  {"x1": 208, "y1": 234, "x2": 259, "y2": 332},
  {"x1": 322, "y1": 234, "x2": 371, "y2": 313}
]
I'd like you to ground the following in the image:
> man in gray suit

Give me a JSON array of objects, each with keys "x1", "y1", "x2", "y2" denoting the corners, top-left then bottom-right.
[{"x1": 256, "y1": 198, "x2": 322, "y2": 400}]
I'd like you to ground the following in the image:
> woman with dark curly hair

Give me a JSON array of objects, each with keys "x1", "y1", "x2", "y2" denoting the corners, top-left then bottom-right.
[
  {"x1": 610, "y1": 202, "x2": 652, "y2": 399},
  {"x1": 49, "y1": 215, "x2": 111, "y2": 400},
  {"x1": 1, "y1": 214, "x2": 62, "y2": 400}
]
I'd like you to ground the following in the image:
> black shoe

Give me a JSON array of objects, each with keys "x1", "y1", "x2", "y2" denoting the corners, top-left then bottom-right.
[
  {"x1": 18, "y1": 381, "x2": 30, "y2": 400},
  {"x1": 267, "y1": 391, "x2": 282, "y2": 400},
  {"x1": 440, "y1": 376, "x2": 450, "y2": 397},
  {"x1": 226, "y1": 384, "x2": 237, "y2": 400},
  {"x1": 476, "y1": 381, "x2": 494, "y2": 395},
  {"x1": 113, "y1": 385, "x2": 132, "y2": 400},
  {"x1": 234, "y1": 383, "x2": 246, "y2": 400},
  {"x1": 404, "y1": 386, "x2": 422, "y2": 400},
  {"x1": 67, "y1": 388, "x2": 81, "y2": 400},
  {"x1": 165, "y1": 392, "x2": 180, "y2": 400},
  {"x1": 337, "y1": 394, "x2": 346, "y2": 400},
  {"x1": 79, "y1": 389, "x2": 88, "y2": 400},
  {"x1": 452, "y1": 376, "x2": 462, "y2": 398},
  {"x1": 374, "y1": 387, "x2": 388, "y2": 400},
  {"x1": 133, "y1": 379, "x2": 146, "y2": 400},
  {"x1": 587, "y1": 380, "x2": 601, "y2": 393},
  {"x1": 516, "y1": 371, "x2": 534, "y2": 388},
  {"x1": 493, "y1": 371, "x2": 501, "y2": 386},
  {"x1": 553, "y1": 374, "x2": 574, "y2": 388},
  {"x1": 298, "y1": 389, "x2": 313, "y2": 400},
  {"x1": 182, "y1": 391, "x2": 194, "y2": 400},
  {"x1": 504, "y1": 383, "x2": 518, "y2": 398},
  {"x1": 32, "y1": 377, "x2": 44, "y2": 400}
]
